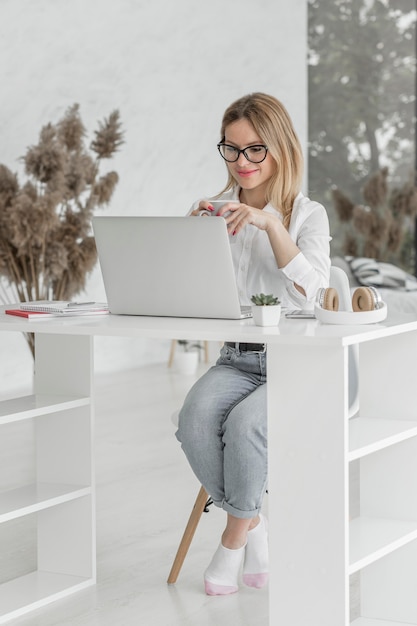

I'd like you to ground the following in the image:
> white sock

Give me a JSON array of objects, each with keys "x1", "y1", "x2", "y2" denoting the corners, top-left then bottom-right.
[
  {"x1": 204, "y1": 542, "x2": 245, "y2": 596},
  {"x1": 243, "y1": 514, "x2": 269, "y2": 588}
]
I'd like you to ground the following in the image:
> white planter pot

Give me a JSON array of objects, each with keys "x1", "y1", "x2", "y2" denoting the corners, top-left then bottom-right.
[
  {"x1": 251, "y1": 304, "x2": 281, "y2": 327},
  {"x1": 175, "y1": 350, "x2": 199, "y2": 375}
]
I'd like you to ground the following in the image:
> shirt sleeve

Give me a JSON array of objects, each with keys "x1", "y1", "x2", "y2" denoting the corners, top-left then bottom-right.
[
  {"x1": 281, "y1": 252, "x2": 323, "y2": 303},
  {"x1": 282, "y1": 198, "x2": 331, "y2": 305}
]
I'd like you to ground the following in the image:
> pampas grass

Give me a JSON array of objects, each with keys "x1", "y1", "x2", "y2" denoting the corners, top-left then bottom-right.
[
  {"x1": 332, "y1": 168, "x2": 417, "y2": 274},
  {"x1": 0, "y1": 104, "x2": 124, "y2": 356}
]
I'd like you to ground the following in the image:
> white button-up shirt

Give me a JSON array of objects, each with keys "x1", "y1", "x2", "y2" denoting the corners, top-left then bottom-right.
[{"x1": 189, "y1": 188, "x2": 331, "y2": 309}]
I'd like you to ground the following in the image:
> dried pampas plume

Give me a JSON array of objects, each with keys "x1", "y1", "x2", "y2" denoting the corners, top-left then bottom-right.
[
  {"x1": 0, "y1": 104, "x2": 124, "y2": 357},
  {"x1": 333, "y1": 169, "x2": 417, "y2": 274},
  {"x1": 90, "y1": 111, "x2": 124, "y2": 159},
  {"x1": 332, "y1": 187, "x2": 355, "y2": 222}
]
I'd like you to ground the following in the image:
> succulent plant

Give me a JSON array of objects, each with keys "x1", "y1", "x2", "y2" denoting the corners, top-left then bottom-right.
[{"x1": 250, "y1": 293, "x2": 280, "y2": 306}]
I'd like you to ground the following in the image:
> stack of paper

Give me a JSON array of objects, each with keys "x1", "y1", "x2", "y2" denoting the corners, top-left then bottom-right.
[{"x1": 6, "y1": 301, "x2": 109, "y2": 319}]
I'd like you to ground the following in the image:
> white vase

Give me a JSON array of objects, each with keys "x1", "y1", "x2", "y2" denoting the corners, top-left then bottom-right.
[
  {"x1": 251, "y1": 304, "x2": 281, "y2": 327},
  {"x1": 175, "y1": 350, "x2": 199, "y2": 375}
]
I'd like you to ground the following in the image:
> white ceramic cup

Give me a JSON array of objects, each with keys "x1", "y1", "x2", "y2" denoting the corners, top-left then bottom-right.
[
  {"x1": 207, "y1": 200, "x2": 239, "y2": 243},
  {"x1": 208, "y1": 199, "x2": 239, "y2": 217}
]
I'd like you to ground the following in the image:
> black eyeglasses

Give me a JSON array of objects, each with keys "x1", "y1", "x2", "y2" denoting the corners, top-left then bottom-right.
[{"x1": 217, "y1": 143, "x2": 268, "y2": 163}]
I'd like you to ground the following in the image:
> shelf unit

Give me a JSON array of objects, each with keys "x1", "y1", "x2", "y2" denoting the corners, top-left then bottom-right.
[
  {"x1": 349, "y1": 330, "x2": 417, "y2": 625},
  {"x1": 0, "y1": 334, "x2": 95, "y2": 623},
  {"x1": 268, "y1": 327, "x2": 417, "y2": 626}
]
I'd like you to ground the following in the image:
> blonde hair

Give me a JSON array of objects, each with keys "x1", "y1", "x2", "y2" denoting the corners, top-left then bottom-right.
[{"x1": 218, "y1": 92, "x2": 303, "y2": 228}]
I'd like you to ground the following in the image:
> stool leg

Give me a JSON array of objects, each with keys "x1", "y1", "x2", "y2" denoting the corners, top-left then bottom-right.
[
  {"x1": 167, "y1": 485, "x2": 209, "y2": 584},
  {"x1": 168, "y1": 340, "x2": 177, "y2": 367},
  {"x1": 203, "y1": 341, "x2": 209, "y2": 363}
]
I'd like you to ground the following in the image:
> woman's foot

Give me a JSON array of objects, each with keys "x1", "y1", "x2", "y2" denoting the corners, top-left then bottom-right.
[
  {"x1": 204, "y1": 542, "x2": 245, "y2": 596},
  {"x1": 243, "y1": 513, "x2": 269, "y2": 588}
]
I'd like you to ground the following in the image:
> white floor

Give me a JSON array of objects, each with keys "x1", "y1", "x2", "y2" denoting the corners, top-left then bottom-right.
[{"x1": 2, "y1": 357, "x2": 269, "y2": 626}]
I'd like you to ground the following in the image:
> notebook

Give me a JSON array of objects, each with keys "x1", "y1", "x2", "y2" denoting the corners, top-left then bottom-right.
[{"x1": 92, "y1": 216, "x2": 252, "y2": 319}]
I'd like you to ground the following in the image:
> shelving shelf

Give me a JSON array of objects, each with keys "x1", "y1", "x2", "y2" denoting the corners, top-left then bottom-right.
[
  {"x1": 349, "y1": 417, "x2": 417, "y2": 461},
  {"x1": 0, "y1": 394, "x2": 90, "y2": 425},
  {"x1": 0, "y1": 483, "x2": 91, "y2": 523},
  {"x1": 349, "y1": 517, "x2": 417, "y2": 574},
  {"x1": 0, "y1": 571, "x2": 93, "y2": 624},
  {"x1": 351, "y1": 617, "x2": 414, "y2": 626}
]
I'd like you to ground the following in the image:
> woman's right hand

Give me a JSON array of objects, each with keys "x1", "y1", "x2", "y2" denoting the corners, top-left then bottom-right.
[{"x1": 190, "y1": 201, "x2": 215, "y2": 217}]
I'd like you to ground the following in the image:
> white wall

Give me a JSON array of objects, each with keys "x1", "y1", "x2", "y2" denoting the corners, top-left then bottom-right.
[{"x1": 0, "y1": 0, "x2": 307, "y2": 393}]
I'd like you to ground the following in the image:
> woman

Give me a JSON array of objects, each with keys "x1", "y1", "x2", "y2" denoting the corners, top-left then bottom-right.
[{"x1": 176, "y1": 92, "x2": 330, "y2": 596}]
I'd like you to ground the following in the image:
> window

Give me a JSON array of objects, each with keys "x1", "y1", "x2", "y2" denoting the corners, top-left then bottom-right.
[{"x1": 308, "y1": 0, "x2": 416, "y2": 270}]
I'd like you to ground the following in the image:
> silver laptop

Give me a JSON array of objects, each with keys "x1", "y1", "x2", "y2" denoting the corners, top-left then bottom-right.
[{"x1": 92, "y1": 216, "x2": 252, "y2": 319}]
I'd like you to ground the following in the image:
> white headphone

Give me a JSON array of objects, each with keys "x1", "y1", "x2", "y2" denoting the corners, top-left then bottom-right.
[{"x1": 314, "y1": 285, "x2": 387, "y2": 324}]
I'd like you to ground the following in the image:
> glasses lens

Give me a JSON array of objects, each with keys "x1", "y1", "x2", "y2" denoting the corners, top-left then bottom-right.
[
  {"x1": 244, "y1": 146, "x2": 268, "y2": 163},
  {"x1": 218, "y1": 144, "x2": 239, "y2": 162}
]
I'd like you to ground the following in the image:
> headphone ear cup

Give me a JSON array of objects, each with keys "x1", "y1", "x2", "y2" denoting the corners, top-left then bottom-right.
[
  {"x1": 352, "y1": 287, "x2": 375, "y2": 312},
  {"x1": 322, "y1": 287, "x2": 339, "y2": 311}
]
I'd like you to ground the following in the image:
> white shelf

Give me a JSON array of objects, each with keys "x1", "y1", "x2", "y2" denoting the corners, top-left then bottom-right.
[
  {"x1": 352, "y1": 619, "x2": 416, "y2": 625},
  {"x1": 349, "y1": 517, "x2": 417, "y2": 574},
  {"x1": 0, "y1": 570, "x2": 94, "y2": 624},
  {"x1": 349, "y1": 417, "x2": 417, "y2": 461},
  {"x1": 0, "y1": 394, "x2": 90, "y2": 425},
  {"x1": 0, "y1": 483, "x2": 91, "y2": 523}
]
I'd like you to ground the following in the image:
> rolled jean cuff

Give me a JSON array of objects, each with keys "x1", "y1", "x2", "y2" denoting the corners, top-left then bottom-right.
[{"x1": 212, "y1": 498, "x2": 261, "y2": 519}]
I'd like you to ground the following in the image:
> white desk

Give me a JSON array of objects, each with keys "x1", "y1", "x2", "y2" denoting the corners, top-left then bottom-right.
[{"x1": 1, "y1": 310, "x2": 417, "y2": 626}]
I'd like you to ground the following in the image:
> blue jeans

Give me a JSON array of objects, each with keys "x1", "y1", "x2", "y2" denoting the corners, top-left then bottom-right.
[{"x1": 176, "y1": 344, "x2": 267, "y2": 519}]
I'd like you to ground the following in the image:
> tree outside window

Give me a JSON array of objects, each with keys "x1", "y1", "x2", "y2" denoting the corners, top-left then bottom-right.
[{"x1": 308, "y1": 0, "x2": 417, "y2": 268}]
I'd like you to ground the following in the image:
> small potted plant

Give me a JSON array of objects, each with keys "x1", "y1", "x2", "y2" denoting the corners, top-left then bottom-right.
[
  {"x1": 175, "y1": 340, "x2": 203, "y2": 375},
  {"x1": 250, "y1": 293, "x2": 281, "y2": 326}
]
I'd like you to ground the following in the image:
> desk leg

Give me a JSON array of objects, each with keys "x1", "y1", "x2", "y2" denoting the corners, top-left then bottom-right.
[{"x1": 267, "y1": 342, "x2": 349, "y2": 626}]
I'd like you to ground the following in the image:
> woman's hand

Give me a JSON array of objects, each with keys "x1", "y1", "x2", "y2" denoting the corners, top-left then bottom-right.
[
  {"x1": 190, "y1": 200, "x2": 271, "y2": 227},
  {"x1": 217, "y1": 202, "x2": 276, "y2": 235},
  {"x1": 219, "y1": 203, "x2": 303, "y2": 294},
  {"x1": 192, "y1": 199, "x2": 305, "y2": 295}
]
